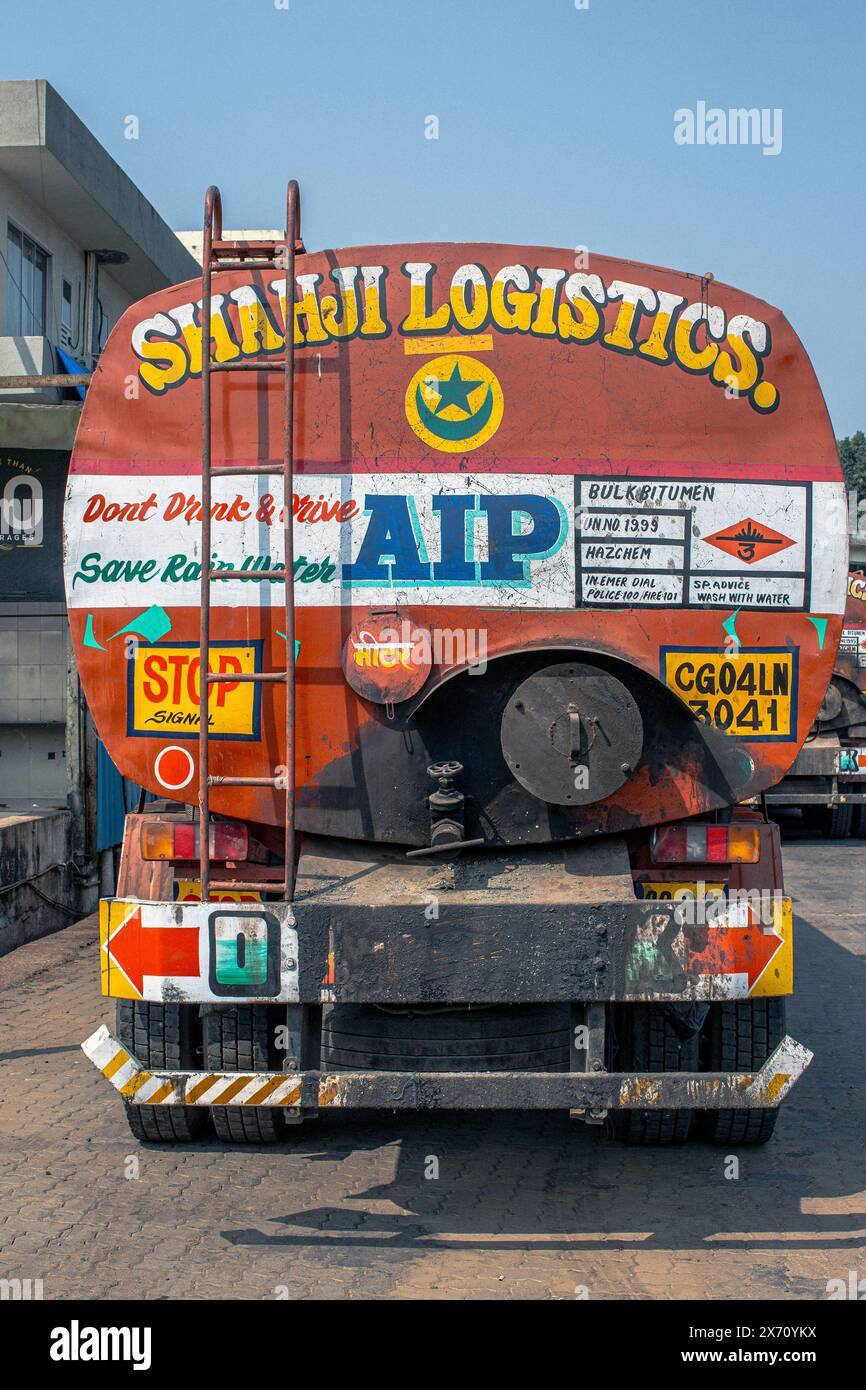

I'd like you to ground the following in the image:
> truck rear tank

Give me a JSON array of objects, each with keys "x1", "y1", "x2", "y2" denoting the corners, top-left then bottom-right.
[{"x1": 72, "y1": 184, "x2": 845, "y2": 1145}]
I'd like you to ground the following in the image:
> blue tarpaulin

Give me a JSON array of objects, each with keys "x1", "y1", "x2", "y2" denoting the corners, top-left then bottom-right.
[
  {"x1": 55, "y1": 345, "x2": 88, "y2": 400},
  {"x1": 97, "y1": 740, "x2": 150, "y2": 852}
]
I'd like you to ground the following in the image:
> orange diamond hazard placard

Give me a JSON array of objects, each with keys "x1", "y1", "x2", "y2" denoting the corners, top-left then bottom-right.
[{"x1": 704, "y1": 517, "x2": 795, "y2": 565}]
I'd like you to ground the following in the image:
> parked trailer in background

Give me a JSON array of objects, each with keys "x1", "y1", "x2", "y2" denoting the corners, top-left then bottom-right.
[
  {"x1": 759, "y1": 570, "x2": 866, "y2": 836},
  {"x1": 71, "y1": 182, "x2": 846, "y2": 1147}
]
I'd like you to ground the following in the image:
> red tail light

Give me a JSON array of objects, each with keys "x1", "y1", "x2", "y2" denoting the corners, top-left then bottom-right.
[
  {"x1": 140, "y1": 820, "x2": 248, "y2": 862},
  {"x1": 651, "y1": 822, "x2": 759, "y2": 864}
]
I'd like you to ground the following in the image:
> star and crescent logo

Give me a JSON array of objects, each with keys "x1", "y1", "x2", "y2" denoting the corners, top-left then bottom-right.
[{"x1": 404, "y1": 353, "x2": 504, "y2": 453}]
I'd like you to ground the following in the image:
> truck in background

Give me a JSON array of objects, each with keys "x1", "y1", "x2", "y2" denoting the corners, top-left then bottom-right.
[{"x1": 759, "y1": 569, "x2": 866, "y2": 836}]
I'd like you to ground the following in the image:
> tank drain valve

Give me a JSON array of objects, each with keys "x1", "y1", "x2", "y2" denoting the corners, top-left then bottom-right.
[{"x1": 405, "y1": 762, "x2": 485, "y2": 859}]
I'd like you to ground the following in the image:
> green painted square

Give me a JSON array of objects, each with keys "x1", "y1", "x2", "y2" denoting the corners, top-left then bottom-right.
[{"x1": 214, "y1": 926, "x2": 269, "y2": 986}]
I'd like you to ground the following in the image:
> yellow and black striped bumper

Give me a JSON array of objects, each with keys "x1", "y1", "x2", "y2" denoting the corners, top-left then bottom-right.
[{"x1": 82, "y1": 1024, "x2": 812, "y2": 1112}]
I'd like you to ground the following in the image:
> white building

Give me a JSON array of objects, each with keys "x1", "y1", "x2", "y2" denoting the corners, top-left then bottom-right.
[{"x1": 0, "y1": 80, "x2": 198, "y2": 950}]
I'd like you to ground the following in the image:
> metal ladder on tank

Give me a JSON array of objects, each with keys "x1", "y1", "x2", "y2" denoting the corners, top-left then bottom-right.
[{"x1": 197, "y1": 182, "x2": 303, "y2": 905}]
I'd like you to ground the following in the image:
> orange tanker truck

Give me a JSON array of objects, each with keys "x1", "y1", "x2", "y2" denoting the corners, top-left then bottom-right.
[{"x1": 74, "y1": 182, "x2": 846, "y2": 1146}]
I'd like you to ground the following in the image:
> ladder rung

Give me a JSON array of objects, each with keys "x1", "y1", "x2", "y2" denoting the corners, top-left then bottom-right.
[
  {"x1": 211, "y1": 864, "x2": 288, "y2": 883},
  {"x1": 208, "y1": 360, "x2": 286, "y2": 373},
  {"x1": 208, "y1": 260, "x2": 279, "y2": 272},
  {"x1": 208, "y1": 569, "x2": 288, "y2": 581},
  {"x1": 211, "y1": 239, "x2": 299, "y2": 256},
  {"x1": 207, "y1": 671, "x2": 286, "y2": 683},
  {"x1": 208, "y1": 775, "x2": 284, "y2": 787},
  {"x1": 208, "y1": 881, "x2": 287, "y2": 894},
  {"x1": 212, "y1": 464, "x2": 282, "y2": 476},
  {"x1": 212, "y1": 238, "x2": 281, "y2": 249}
]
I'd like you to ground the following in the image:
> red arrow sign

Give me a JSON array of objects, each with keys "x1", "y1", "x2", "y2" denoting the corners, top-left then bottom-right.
[
  {"x1": 686, "y1": 924, "x2": 783, "y2": 991},
  {"x1": 108, "y1": 907, "x2": 200, "y2": 996}
]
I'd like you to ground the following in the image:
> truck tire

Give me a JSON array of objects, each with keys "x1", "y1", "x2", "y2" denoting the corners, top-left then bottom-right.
[
  {"x1": 116, "y1": 1000, "x2": 208, "y2": 1143},
  {"x1": 698, "y1": 998, "x2": 785, "y2": 1145},
  {"x1": 202, "y1": 1004, "x2": 287, "y2": 1143},
  {"x1": 808, "y1": 803, "x2": 852, "y2": 838},
  {"x1": 609, "y1": 1004, "x2": 698, "y2": 1145},
  {"x1": 321, "y1": 1003, "x2": 570, "y2": 1072}
]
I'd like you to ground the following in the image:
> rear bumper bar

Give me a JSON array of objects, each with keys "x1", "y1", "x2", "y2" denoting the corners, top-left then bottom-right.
[
  {"x1": 82, "y1": 1025, "x2": 812, "y2": 1112},
  {"x1": 98, "y1": 889, "x2": 794, "y2": 1005}
]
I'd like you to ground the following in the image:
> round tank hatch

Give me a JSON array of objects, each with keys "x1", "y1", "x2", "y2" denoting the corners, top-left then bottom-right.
[
  {"x1": 500, "y1": 661, "x2": 643, "y2": 806},
  {"x1": 342, "y1": 614, "x2": 432, "y2": 705},
  {"x1": 817, "y1": 680, "x2": 843, "y2": 723}
]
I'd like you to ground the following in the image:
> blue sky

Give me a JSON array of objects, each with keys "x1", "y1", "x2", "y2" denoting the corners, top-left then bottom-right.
[{"x1": 4, "y1": 0, "x2": 864, "y2": 434}]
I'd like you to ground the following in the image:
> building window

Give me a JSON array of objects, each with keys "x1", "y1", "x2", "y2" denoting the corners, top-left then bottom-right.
[{"x1": 5, "y1": 224, "x2": 48, "y2": 336}]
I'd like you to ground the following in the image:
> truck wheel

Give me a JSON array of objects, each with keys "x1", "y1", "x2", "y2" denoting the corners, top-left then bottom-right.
[
  {"x1": 202, "y1": 1004, "x2": 287, "y2": 1143},
  {"x1": 116, "y1": 1000, "x2": 208, "y2": 1143},
  {"x1": 609, "y1": 1005, "x2": 698, "y2": 1145},
  {"x1": 698, "y1": 998, "x2": 785, "y2": 1146},
  {"x1": 321, "y1": 1003, "x2": 570, "y2": 1071},
  {"x1": 808, "y1": 803, "x2": 852, "y2": 838}
]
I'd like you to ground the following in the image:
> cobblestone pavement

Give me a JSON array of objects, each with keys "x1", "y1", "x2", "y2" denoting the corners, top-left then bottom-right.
[{"x1": 0, "y1": 837, "x2": 864, "y2": 1301}]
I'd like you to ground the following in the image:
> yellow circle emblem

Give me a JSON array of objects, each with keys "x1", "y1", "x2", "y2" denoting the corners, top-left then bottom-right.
[{"x1": 404, "y1": 353, "x2": 504, "y2": 453}]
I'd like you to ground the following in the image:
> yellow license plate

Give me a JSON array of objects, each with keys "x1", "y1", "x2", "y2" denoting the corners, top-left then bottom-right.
[
  {"x1": 639, "y1": 880, "x2": 724, "y2": 902},
  {"x1": 661, "y1": 648, "x2": 795, "y2": 740}
]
